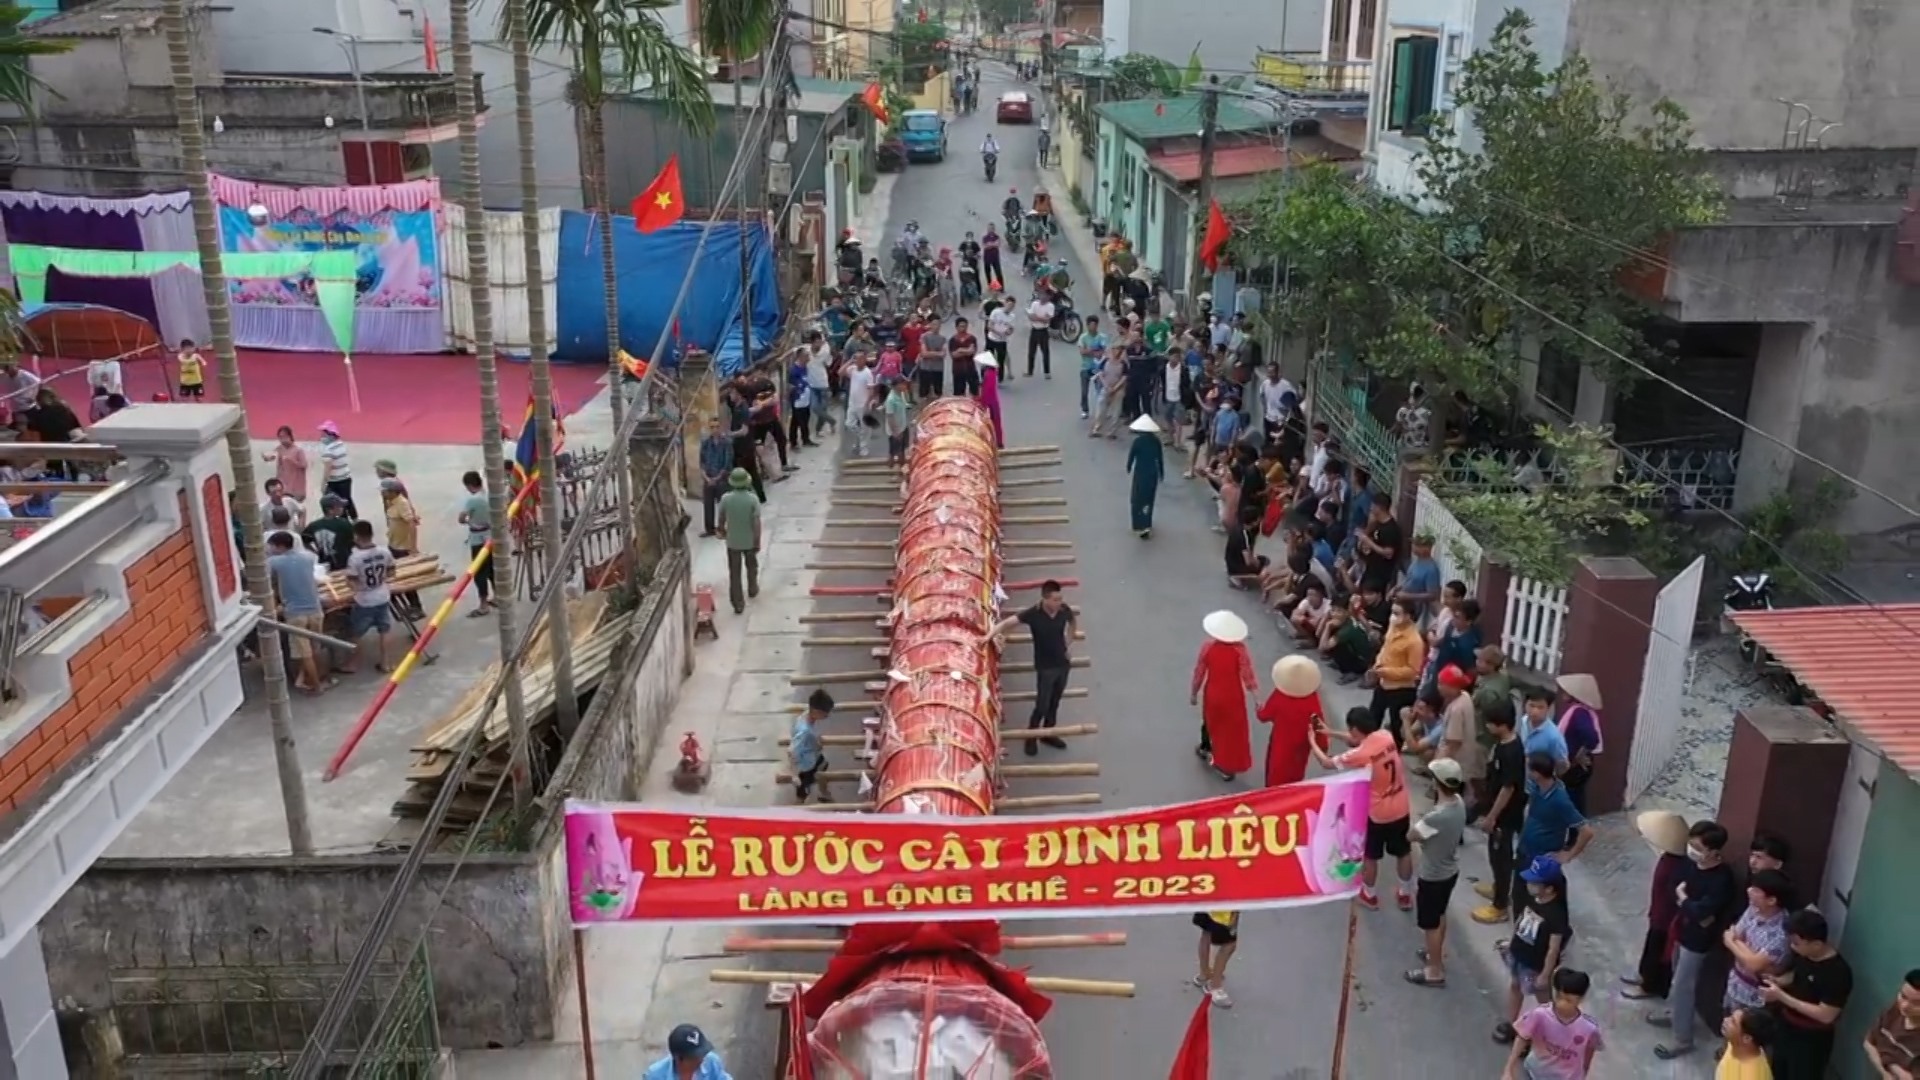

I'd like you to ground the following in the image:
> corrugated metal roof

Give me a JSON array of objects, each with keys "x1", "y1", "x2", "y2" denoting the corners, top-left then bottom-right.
[
  {"x1": 25, "y1": 0, "x2": 197, "y2": 38},
  {"x1": 1731, "y1": 604, "x2": 1920, "y2": 775},
  {"x1": 1094, "y1": 96, "x2": 1273, "y2": 143}
]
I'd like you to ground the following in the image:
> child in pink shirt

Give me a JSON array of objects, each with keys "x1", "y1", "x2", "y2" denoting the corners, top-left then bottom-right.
[
  {"x1": 876, "y1": 344, "x2": 904, "y2": 385},
  {"x1": 1506, "y1": 968, "x2": 1603, "y2": 1080}
]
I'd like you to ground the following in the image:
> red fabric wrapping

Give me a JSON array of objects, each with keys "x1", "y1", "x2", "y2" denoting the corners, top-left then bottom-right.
[
  {"x1": 808, "y1": 400, "x2": 1055, "y2": 1076},
  {"x1": 1167, "y1": 995, "x2": 1214, "y2": 1079}
]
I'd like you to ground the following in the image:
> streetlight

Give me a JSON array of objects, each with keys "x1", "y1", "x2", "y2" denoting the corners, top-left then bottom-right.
[{"x1": 312, "y1": 27, "x2": 373, "y2": 183}]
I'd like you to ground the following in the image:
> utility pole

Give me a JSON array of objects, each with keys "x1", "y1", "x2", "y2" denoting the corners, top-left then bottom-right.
[{"x1": 1188, "y1": 75, "x2": 1220, "y2": 315}]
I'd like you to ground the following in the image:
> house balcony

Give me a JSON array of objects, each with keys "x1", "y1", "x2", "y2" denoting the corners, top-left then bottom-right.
[
  {"x1": 1254, "y1": 51, "x2": 1371, "y2": 102},
  {"x1": 0, "y1": 406, "x2": 254, "y2": 960}
]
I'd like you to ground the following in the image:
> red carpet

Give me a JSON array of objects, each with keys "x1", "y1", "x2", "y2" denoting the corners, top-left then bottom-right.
[{"x1": 34, "y1": 351, "x2": 608, "y2": 444}]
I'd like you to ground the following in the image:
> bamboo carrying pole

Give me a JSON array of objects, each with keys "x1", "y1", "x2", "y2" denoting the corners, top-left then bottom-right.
[
  {"x1": 709, "y1": 970, "x2": 1134, "y2": 998},
  {"x1": 789, "y1": 656, "x2": 1091, "y2": 686},
  {"x1": 722, "y1": 932, "x2": 1127, "y2": 954},
  {"x1": 775, "y1": 762, "x2": 1100, "y2": 783},
  {"x1": 779, "y1": 722, "x2": 1099, "y2": 746},
  {"x1": 808, "y1": 793, "x2": 1102, "y2": 812}
]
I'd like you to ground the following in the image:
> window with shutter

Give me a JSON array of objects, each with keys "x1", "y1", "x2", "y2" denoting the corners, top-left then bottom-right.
[
  {"x1": 1384, "y1": 35, "x2": 1440, "y2": 135},
  {"x1": 1387, "y1": 38, "x2": 1415, "y2": 130}
]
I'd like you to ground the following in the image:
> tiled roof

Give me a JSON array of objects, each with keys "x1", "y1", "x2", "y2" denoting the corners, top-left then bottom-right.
[
  {"x1": 1148, "y1": 138, "x2": 1358, "y2": 183},
  {"x1": 1094, "y1": 96, "x2": 1274, "y2": 142},
  {"x1": 1731, "y1": 605, "x2": 1920, "y2": 777}
]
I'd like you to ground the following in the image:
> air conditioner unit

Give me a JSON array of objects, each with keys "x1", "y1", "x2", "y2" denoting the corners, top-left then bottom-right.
[{"x1": 767, "y1": 160, "x2": 793, "y2": 196}]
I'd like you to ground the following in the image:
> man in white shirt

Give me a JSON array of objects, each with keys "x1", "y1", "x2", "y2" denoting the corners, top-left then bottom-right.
[
  {"x1": 261, "y1": 478, "x2": 307, "y2": 530},
  {"x1": 1159, "y1": 351, "x2": 1186, "y2": 443},
  {"x1": 981, "y1": 133, "x2": 1000, "y2": 156},
  {"x1": 1307, "y1": 421, "x2": 1332, "y2": 485},
  {"x1": 804, "y1": 332, "x2": 835, "y2": 435},
  {"x1": 1259, "y1": 363, "x2": 1297, "y2": 443},
  {"x1": 843, "y1": 353, "x2": 876, "y2": 458},
  {"x1": 1025, "y1": 291, "x2": 1055, "y2": 378},
  {"x1": 986, "y1": 298, "x2": 1015, "y2": 375}
]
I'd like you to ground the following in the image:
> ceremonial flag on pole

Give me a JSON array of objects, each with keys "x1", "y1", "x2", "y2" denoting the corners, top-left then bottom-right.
[
  {"x1": 510, "y1": 394, "x2": 565, "y2": 517},
  {"x1": 1166, "y1": 994, "x2": 1213, "y2": 1080},
  {"x1": 422, "y1": 19, "x2": 440, "y2": 72},
  {"x1": 1199, "y1": 197, "x2": 1231, "y2": 272},
  {"x1": 860, "y1": 82, "x2": 889, "y2": 125},
  {"x1": 631, "y1": 155, "x2": 687, "y2": 233}
]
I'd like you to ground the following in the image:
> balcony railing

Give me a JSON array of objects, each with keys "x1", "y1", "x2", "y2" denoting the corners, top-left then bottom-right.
[{"x1": 1254, "y1": 51, "x2": 1372, "y2": 99}]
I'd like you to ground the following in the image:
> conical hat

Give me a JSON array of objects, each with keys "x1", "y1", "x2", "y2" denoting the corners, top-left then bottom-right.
[
  {"x1": 1271, "y1": 655, "x2": 1322, "y2": 697},
  {"x1": 1129, "y1": 414, "x2": 1161, "y2": 434},
  {"x1": 1202, "y1": 610, "x2": 1248, "y2": 643},
  {"x1": 1557, "y1": 673, "x2": 1603, "y2": 709},
  {"x1": 1635, "y1": 810, "x2": 1688, "y2": 857}
]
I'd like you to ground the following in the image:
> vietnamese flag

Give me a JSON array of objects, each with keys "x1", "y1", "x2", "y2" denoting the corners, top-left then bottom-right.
[
  {"x1": 860, "y1": 82, "x2": 889, "y2": 125},
  {"x1": 1199, "y1": 197, "x2": 1230, "y2": 272},
  {"x1": 1167, "y1": 994, "x2": 1212, "y2": 1079},
  {"x1": 631, "y1": 155, "x2": 686, "y2": 233}
]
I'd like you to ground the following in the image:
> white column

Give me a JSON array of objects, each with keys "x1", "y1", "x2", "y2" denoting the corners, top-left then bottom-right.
[{"x1": 0, "y1": 927, "x2": 65, "y2": 1080}]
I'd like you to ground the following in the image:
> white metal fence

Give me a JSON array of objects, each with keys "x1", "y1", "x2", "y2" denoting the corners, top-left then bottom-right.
[
  {"x1": 1413, "y1": 482, "x2": 1483, "y2": 595},
  {"x1": 1624, "y1": 555, "x2": 1706, "y2": 804},
  {"x1": 1503, "y1": 577, "x2": 1571, "y2": 676}
]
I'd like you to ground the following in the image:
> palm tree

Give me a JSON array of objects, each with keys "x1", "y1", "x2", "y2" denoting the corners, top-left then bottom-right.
[
  {"x1": 516, "y1": 0, "x2": 714, "y2": 548},
  {"x1": 505, "y1": 0, "x2": 576, "y2": 734},
  {"x1": 158, "y1": 0, "x2": 313, "y2": 853},
  {"x1": 451, "y1": 0, "x2": 538, "y2": 813}
]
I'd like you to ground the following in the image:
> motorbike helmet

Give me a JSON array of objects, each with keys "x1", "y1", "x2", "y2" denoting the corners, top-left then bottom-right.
[{"x1": 1198, "y1": 291, "x2": 1212, "y2": 303}]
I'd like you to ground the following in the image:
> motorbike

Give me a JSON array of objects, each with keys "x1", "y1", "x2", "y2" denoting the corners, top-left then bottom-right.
[
  {"x1": 984, "y1": 151, "x2": 998, "y2": 182},
  {"x1": 1049, "y1": 289, "x2": 1084, "y2": 342},
  {"x1": 1723, "y1": 572, "x2": 1775, "y2": 666},
  {"x1": 958, "y1": 263, "x2": 982, "y2": 305}
]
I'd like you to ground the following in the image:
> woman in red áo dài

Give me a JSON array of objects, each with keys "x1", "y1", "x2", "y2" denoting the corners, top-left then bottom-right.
[
  {"x1": 1191, "y1": 610, "x2": 1257, "y2": 780},
  {"x1": 1259, "y1": 655, "x2": 1331, "y2": 787}
]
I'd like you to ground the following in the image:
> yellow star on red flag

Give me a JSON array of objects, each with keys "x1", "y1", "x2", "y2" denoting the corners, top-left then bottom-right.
[{"x1": 632, "y1": 155, "x2": 687, "y2": 233}]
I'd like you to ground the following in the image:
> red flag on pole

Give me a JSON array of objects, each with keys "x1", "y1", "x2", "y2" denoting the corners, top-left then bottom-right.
[
  {"x1": 631, "y1": 156, "x2": 687, "y2": 233},
  {"x1": 1167, "y1": 994, "x2": 1213, "y2": 1079},
  {"x1": 1199, "y1": 198, "x2": 1231, "y2": 272},
  {"x1": 860, "y1": 82, "x2": 889, "y2": 125},
  {"x1": 785, "y1": 993, "x2": 815, "y2": 1079},
  {"x1": 422, "y1": 19, "x2": 440, "y2": 72}
]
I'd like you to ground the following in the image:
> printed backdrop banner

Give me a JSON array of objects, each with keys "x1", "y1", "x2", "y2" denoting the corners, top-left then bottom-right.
[
  {"x1": 566, "y1": 775, "x2": 1368, "y2": 927},
  {"x1": 218, "y1": 203, "x2": 443, "y2": 354}
]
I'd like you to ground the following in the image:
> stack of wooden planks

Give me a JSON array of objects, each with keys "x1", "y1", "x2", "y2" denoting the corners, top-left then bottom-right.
[
  {"x1": 318, "y1": 553, "x2": 453, "y2": 611},
  {"x1": 390, "y1": 590, "x2": 632, "y2": 830}
]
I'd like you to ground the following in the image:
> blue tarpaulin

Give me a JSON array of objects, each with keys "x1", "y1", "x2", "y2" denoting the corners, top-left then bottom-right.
[{"x1": 552, "y1": 210, "x2": 782, "y2": 376}]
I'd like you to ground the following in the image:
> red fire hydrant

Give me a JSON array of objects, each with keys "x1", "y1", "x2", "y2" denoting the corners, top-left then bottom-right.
[{"x1": 672, "y1": 731, "x2": 711, "y2": 793}]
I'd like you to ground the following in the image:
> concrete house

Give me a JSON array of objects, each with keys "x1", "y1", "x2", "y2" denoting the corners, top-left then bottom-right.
[{"x1": 1361, "y1": 0, "x2": 1920, "y2": 535}]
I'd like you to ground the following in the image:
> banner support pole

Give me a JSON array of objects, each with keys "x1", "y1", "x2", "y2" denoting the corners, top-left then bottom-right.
[
  {"x1": 573, "y1": 928, "x2": 598, "y2": 1080},
  {"x1": 1329, "y1": 900, "x2": 1359, "y2": 1079}
]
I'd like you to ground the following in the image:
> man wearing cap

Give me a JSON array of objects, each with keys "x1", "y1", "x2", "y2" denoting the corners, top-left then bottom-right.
[
  {"x1": 1434, "y1": 663, "x2": 1486, "y2": 802},
  {"x1": 1406, "y1": 757, "x2": 1469, "y2": 989},
  {"x1": 643, "y1": 1023, "x2": 732, "y2": 1080},
  {"x1": 715, "y1": 468, "x2": 762, "y2": 615},
  {"x1": 317, "y1": 421, "x2": 356, "y2": 518}
]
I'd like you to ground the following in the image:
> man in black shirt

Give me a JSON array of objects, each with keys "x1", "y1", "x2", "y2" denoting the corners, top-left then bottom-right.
[
  {"x1": 1356, "y1": 500, "x2": 1403, "y2": 592},
  {"x1": 1473, "y1": 703, "x2": 1528, "y2": 922},
  {"x1": 1762, "y1": 908, "x2": 1853, "y2": 1078},
  {"x1": 302, "y1": 494, "x2": 357, "y2": 571},
  {"x1": 723, "y1": 384, "x2": 767, "y2": 503},
  {"x1": 1654, "y1": 820, "x2": 1738, "y2": 1059},
  {"x1": 990, "y1": 580, "x2": 1077, "y2": 756}
]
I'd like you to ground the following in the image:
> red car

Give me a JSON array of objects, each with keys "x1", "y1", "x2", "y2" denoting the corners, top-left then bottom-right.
[{"x1": 996, "y1": 91, "x2": 1034, "y2": 123}]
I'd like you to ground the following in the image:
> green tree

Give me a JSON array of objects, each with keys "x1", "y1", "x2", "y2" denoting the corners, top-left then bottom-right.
[
  {"x1": 1415, "y1": 10, "x2": 1720, "y2": 384},
  {"x1": 893, "y1": 19, "x2": 951, "y2": 78},
  {"x1": 972, "y1": 0, "x2": 1029, "y2": 33},
  {"x1": 517, "y1": 0, "x2": 715, "y2": 549}
]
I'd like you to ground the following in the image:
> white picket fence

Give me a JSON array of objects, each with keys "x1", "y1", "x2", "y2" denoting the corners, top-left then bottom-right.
[
  {"x1": 1624, "y1": 555, "x2": 1706, "y2": 804},
  {"x1": 1414, "y1": 482, "x2": 1482, "y2": 594},
  {"x1": 1503, "y1": 577, "x2": 1570, "y2": 676},
  {"x1": 1414, "y1": 482, "x2": 1570, "y2": 675}
]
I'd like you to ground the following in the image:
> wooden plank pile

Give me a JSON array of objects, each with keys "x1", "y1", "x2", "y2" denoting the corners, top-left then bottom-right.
[
  {"x1": 317, "y1": 553, "x2": 453, "y2": 610},
  {"x1": 390, "y1": 591, "x2": 632, "y2": 828}
]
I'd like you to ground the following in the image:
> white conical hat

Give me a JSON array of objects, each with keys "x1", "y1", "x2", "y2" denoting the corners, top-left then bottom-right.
[
  {"x1": 977, "y1": 354, "x2": 999, "y2": 369},
  {"x1": 1271, "y1": 655, "x2": 1322, "y2": 696},
  {"x1": 1202, "y1": 610, "x2": 1248, "y2": 643},
  {"x1": 1129, "y1": 414, "x2": 1161, "y2": 434},
  {"x1": 1557, "y1": 672, "x2": 1603, "y2": 709}
]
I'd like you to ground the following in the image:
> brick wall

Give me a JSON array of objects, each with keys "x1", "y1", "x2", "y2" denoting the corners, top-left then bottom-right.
[{"x1": 0, "y1": 520, "x2": 211, "y2": 817}]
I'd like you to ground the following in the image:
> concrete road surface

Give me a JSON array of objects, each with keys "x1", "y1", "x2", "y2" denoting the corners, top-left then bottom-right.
[{"x1": 879, "y1": 64, "x2": 1518, "y2": 1080}]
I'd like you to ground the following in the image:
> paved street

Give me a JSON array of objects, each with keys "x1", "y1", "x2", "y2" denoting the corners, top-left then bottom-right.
[{"x1": 882, "y1": 64, "x2": 1516, "y2": 1080}]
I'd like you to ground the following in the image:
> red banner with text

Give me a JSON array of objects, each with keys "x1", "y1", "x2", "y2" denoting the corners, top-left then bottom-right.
[{"x1": 566, "y1": 775, "x2": 1368, "y2": 927}]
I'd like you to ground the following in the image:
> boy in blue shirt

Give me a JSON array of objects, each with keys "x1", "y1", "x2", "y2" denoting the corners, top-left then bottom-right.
[
  {"x1": 644, "y1": 1024, "x2": 732, "y2": 1080},
  {"x1": 1077, "y1": 316, "x2": 1108, "y2": 418},
  {"x1": 790, "y1": 690, "x2": 835, "y2": 804},
  {"x1": 1210, "y1": 398, "x2": 1243, "y2": 466},
  {"x1": 1519, "y1": 687, "x2": 1570, "y2": 768}
]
